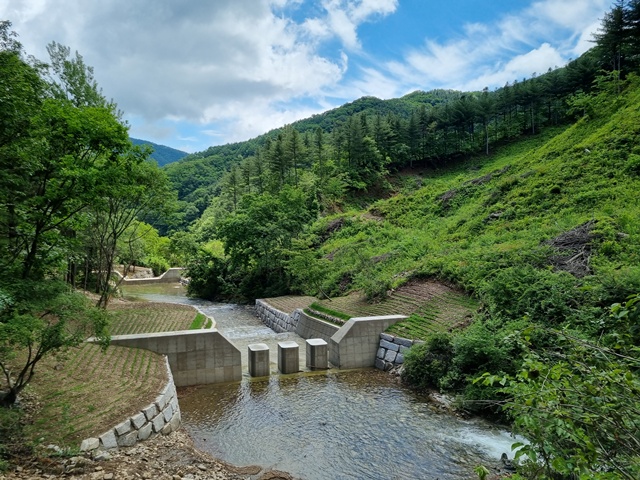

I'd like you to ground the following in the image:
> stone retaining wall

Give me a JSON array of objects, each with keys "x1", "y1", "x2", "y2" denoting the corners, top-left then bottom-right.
[
  {"x1": 375, "y1": 333, "x2": 423, "y2": 371},
  {"x1": 255, "y1": 299, "x2": 300, "y2": 333},
  {"x1": 255, "y1": 301, "x2": 340, "y2": 344},
  {"x1": 80, "y1": 357, "x2": 181, "y2": 451}
]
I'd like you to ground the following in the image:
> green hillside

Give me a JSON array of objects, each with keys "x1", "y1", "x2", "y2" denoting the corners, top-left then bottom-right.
[
  {"x1": 310, "y1": 90, "x2": 640, "y2": 303},
  {"x1": 180, "y1": 75, "x2": 640, "y2": 478},
  {"x1": 130, "y1": 137, "x2": 188, "y2": 166},
  {"x1": 3, "y1": 5, "x2": 639, "y2": 477}
]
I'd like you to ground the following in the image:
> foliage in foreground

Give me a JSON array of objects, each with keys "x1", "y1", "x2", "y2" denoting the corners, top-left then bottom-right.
[
  {"x1": 0, "y1": 280, "x2": 108, "y2": 407},
  {"x1": 479, "y1": 294, "x2": 640, "y2": 480},
  {"x1": 0, "y1": 21, "x2": 174, "y2": 408}
]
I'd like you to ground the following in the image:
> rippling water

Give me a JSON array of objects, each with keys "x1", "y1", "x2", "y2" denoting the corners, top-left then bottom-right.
[
  {"x1": 179, "y1": 370, "x2": 516, "y2": 480},
  {"x1": 121, "y1": 284, "x2": 519, "y2": 480}
]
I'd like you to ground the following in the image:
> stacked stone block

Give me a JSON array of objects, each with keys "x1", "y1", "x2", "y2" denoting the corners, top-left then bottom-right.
[
  {"x1": 255, "y1": 299, "x2": 300, "y2": 333},
  {"x1": 79, "y1": 357, "x2": 181, "y2": 452},
  {"x1": 375, "y1": 333, "x2": 423, "y2": 371},
  {"x1": 329, "y1": 316, "x2": 406, "y2": 369}
]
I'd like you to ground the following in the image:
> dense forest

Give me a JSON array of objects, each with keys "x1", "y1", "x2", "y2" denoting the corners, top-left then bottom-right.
[{"x1": 2, "y1": 1, "x2": 640, "y2": 478}]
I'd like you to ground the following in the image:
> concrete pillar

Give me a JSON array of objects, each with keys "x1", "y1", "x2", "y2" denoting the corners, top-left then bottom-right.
[
  {"x1": 248, "y1": 343, "x2": 270, "y2": 377},
  {"x1": 306, "y1": 338, "x2": 328, "y2": 370},
  {"x1": 278, "y1": 341, "x2": 299, "y2": 374}
]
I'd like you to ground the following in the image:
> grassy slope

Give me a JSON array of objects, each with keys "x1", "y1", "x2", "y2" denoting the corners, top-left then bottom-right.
[
  {"x1": 20, "y1": 302, "x2": 199, "y2": 448},
  {"x1": 314, "y1": 84, "x2": 640, "y2": 310}
]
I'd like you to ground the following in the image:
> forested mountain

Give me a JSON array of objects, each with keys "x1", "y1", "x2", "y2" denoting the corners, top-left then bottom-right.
[
  {"x1": 165, "y1": 49, "x2": 603, "y2": 227},
  {"x1": 174, "y1": 4, "x2": 640, "y2": 478},
  {"x1": 130, "y1": 137, "x2": 187, "y2": 166},
  {"x1": 163, "y1": 89, "x2": 464, "y2": 224},
  {"x1": 2, "y1": 2, "x2": 640, "y2": 478}
]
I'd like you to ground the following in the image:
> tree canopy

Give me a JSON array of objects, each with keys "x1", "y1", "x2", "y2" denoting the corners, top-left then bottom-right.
[{"x1": 0, "y1": 21, "x2": 173, "y2": 406}]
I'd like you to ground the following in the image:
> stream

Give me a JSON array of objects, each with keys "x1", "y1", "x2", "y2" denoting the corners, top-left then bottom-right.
[{"x1": 122, "y1": 284, "x2": 520, "y2": 480}]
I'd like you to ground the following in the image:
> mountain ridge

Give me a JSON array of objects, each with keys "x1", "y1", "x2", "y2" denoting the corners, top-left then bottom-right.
[{"x1": 130, "y1": 137, "x2": 188, "y2": 166}]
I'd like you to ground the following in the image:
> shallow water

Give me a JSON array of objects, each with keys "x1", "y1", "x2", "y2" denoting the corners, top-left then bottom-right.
[
  {"x1": 121, "y1": 284, "x2": 519, "y2": 479},
  {"x1": 179, "y1": 370, "x2": 518, "y2": 480}
]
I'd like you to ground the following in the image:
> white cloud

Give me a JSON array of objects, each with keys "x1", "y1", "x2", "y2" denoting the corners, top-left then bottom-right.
[
  {"x1": 380, "y1": 0, "x2": 610, "y2": 93},
  {"x1": 318, "y1": 0, "x2": 398, "y2": 51},
  {"x1": 1, "y1": 0, "x2": 610, "y2": 151},
  {"x1": 1, "y1": 0, "x2": 349, "y2": 147},
  {"x1": 462, "y1": 43, "x2": 566, "y2": 91}
]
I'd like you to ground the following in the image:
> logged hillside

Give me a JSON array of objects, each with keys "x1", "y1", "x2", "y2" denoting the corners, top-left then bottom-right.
[{"x1": 309, "y1": 85, "x2": 640, "y2": 304}]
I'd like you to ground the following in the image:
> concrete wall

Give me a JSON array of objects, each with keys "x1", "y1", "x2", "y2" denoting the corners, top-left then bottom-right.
[
  {"x1": 295, "y1": 309, "x2": 340, "y2": 343},
  {"x1": 329, "y1": 315, "x2": 406, "y2": 369},
  {"x1": 255, "y1": 299, "x2": 409, "y2": 370},
  {"x1": 375, "y1": 333, "x2": 423, "y2": 371},
  {"x1": 113, "y1": 267, "x2": 185, "y2": 285},
  {"x1": 108, "y1": 329, "x2": 241, "y2": 386},
  {"x1": 79, "y1": 357, "x2": 181, "y2": 451}
]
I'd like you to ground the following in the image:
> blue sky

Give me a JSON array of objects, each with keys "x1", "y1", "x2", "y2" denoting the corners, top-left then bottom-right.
[{"x1": 2, "y1": 0, "x2": 613, "y2": 153}]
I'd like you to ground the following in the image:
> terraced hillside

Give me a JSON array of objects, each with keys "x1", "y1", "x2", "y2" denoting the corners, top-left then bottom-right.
[
  {"x1": 108, "y1": 302, "x2": 200, "y2": 334},
  {"x1": 17, "y1": 301, "x2": 201, "y2": 448},
  {"x1": 263, "y1": 280, "x2": 477, "y2": 341}
]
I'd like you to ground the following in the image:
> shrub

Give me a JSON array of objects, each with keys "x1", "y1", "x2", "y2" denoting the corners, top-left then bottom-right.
[
  {"x1": 145, "y1": 255, "x2": 170, "y2": 277},
  {"x1": 480, "y1": 266, "x2": 578, "y2": 324},
  {"x1": 402, "y1": 333, "x2": 454, "y2": 391}
]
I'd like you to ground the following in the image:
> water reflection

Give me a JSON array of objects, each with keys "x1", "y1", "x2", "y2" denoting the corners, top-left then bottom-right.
[{"x1": 180, "y1": 369, "x2": 516, "y2": 480}]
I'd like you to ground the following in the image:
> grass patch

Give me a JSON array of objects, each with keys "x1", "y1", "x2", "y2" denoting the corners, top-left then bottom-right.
[
  {"x1": 310, "y1": 279, "x2": 478, "y2": 342},
  {"x1": 308, "y1": 302, "x2": 352, "y2": 321},
  {"x1": 108, "y1": 302, "x2": 197, "y2": 334},
  {"x1": 22, "y1": 343, "x2": 166, "y2": 447},
  {"x1": 189, "y1": 312, "x2": 207, "y2": 329}
]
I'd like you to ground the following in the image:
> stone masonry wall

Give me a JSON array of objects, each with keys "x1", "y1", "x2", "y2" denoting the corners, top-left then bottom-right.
[
  {"x1": 79, "y1": 356, "x2": 181, "y2": 452},
  {"x1": 255, "y1": 299, "x2": 300, "y2": 333},
  {"x1": 330, "y1": 316, "x2": 406, "y2": 369},
  {"x1": 375, "y1": 332, "x2": 423, "y2": 371}
]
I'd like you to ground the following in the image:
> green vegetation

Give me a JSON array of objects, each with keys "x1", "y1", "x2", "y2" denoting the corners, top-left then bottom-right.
[
  {"x1": 109, "y1": 302, "x2": 199, "y2": 334},
  {"x1": 175, "y1": 4, "x2": 640, "y2": 478},
  {"x1": 2, "y1": 2, "x2": 640, "y2": 478},
  {"x1": 0, "y1": 20, "x2": 176, "y2": 407},
  {"x1": 189, "y1": 312, "x2": 209, "y2": 330},
  {"x1": 306, "y1": 303, "x2": 351, "y2": 322}
]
